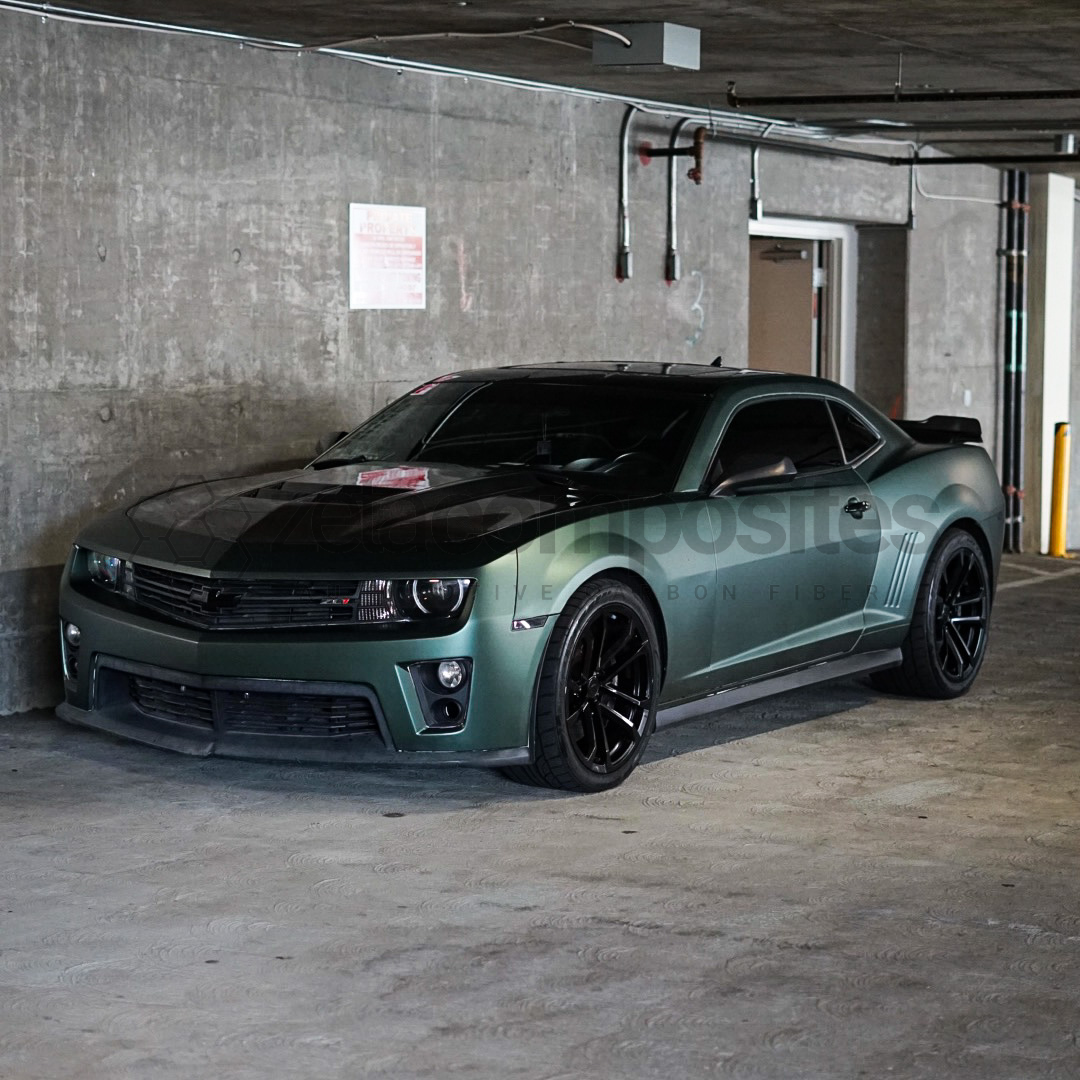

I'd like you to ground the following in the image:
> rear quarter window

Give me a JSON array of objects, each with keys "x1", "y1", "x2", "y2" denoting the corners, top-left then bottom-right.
[{"x1": 830, "y1": 403, "x2": 881, "y2": 462}]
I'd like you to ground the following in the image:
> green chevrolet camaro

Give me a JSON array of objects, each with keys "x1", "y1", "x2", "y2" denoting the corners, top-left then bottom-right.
[{"x1": 58, "y1": 363, "x2": 1004, "y2": 791}]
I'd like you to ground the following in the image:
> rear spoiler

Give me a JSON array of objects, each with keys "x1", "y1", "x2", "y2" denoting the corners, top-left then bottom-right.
[{"x1": 895, "y1": 414, "x2": 982, "y2": 445}]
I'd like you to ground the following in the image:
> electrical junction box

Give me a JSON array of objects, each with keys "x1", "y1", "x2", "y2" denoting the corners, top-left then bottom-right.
[{"x1": 592, "y1": 22, "x2": 701, "y2": 72}]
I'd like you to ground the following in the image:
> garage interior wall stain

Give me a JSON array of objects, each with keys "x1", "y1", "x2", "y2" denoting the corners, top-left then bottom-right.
[{"x1": 1, "y1": 12, "x2": 1006, "y2": 714}]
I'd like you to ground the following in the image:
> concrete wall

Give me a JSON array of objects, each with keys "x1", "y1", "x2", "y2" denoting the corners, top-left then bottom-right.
[
  {"x1": 1071, "y1": 210, "x2": 1080, "y2": 552},
  {"x1": 904, "y1": 169, "x2": 1003, "y2": 468},
  {"x1": 855, "y1": 226, "x2": 908, "y2": 416},
  {"x1": 0, "y1": 11, "x2": 1009, "y2": 714}
]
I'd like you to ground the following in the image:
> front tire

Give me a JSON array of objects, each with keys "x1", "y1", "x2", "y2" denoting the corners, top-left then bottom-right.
[
  {"x1": 502, "y1": 578, "x2": 660, "y2": 792},
  {"x1": 872, "y1": 528, "x2": 991, "y2": 698}
]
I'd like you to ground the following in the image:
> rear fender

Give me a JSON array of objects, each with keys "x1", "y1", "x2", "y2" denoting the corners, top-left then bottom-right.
[{"x1": 863, "y1": 448, "x2": 1003, "y2": 630}]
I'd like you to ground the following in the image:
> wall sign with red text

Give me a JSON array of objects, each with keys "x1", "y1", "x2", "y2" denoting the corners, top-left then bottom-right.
[{"x1": 349, "y1": 203, "x2": 426, "y2": 310}]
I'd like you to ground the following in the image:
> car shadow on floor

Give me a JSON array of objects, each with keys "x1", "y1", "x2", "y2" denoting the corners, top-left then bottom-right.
[
  {"x1": 641, "y1": 679, "x2": 878, "y2": 765},
  {"x1": 22, "y1": 678, "x2": 879, "y2": 811}
]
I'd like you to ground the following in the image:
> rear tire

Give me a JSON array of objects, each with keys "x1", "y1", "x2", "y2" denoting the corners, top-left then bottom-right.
[
  {"x1": 502, "y1": 578, "x2": 660, "y2": 792},
  {"x1": 871, "y1": 528, "x2": 991, "y2": 699}
]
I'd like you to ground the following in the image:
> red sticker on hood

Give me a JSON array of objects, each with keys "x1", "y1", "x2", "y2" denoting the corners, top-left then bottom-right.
[{"x1": 355, "y1": 467, "x2": 431, "y2": 491}]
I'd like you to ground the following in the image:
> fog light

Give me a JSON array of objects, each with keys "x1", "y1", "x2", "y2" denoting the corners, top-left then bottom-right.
[
  {"x1": 437, "y1": 659, "x2": 466, "y2": 690},
  {"x1": 409, "y1": 658, "x2": 471, "y2": 733},
  {"x1": 64, "y1": 622, "x2": 81, "y2": 646}
]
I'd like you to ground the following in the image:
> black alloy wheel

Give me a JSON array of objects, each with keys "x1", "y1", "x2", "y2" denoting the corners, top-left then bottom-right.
[
  {"x1": 502, "y1": 578, "x2": 661, "y2": 792},
  {"x1": 872, "y1": 528, "x2": 992, "y2": 699},
  {"x1": 932, "y1": 544, "x2": 989, "y2": 683},
  {"x1": 562, "y1": 605, "x2": 653, "y2": 774}
]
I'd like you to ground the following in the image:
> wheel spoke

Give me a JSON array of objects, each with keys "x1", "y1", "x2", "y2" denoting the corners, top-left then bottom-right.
[
  {"x1": 590, "y1": 706, "x2": 611, "y2": 765},
  {"x1": 939, "y1": 624, "x2": 964, "y2": 672},
  {"x1": 599, "y1": 702, "x2": 641, "y2": 741},
  {"x1": 945, "y1": 621, "x2": 973, "y2": 664},
  {"x1": 602, "y1": 641, "x2": 648, "y2": 681},
  {"x1": 944, "y1": 549, "x2": 973, "y2": 603},
  {"x1": 598, "y1": 618, "x2": 635, "y2": 672},
  {"x1": 565, "y1": 704, "x2": 587, "y2": 743},
  {"x1": 941, "y1": 558, "x2": 960, "y2": 603},
  {"x1": 603, "y1": 685, "x2": 645, "y2": 709},
  {"x1": 955, "y1": 590, "x2": 985, "y2": 607},
  {"x1": 594, "y1": 616, "x2": 609, "y2": 676},
  {"x1": 577, "y1": 626, "x2": 598, "y2": 682}
]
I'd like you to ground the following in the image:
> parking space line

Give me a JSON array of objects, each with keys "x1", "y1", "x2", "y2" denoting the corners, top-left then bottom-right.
[{"x1": 997, "y1": 567, "x2": 1080, "y2": 591}]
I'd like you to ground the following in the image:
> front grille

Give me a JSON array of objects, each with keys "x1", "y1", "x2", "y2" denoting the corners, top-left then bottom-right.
[
  {"x1": 130, "y1": 675, "x2": 214, "y2": 728},
  {"x1": 128, "y1": 674, "x2": 380, "y2": 737},
  {"x1": 216, "y1": 690, "x2": 379, "y2": 736},
  {"x1": 131, "y1": 563, "x2": 394, "y2": 630}
]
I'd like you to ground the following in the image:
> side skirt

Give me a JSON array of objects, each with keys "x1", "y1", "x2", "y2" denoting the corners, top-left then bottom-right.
[{"x1": 655, "y1": 648, "x2": 902, "y2": 730}]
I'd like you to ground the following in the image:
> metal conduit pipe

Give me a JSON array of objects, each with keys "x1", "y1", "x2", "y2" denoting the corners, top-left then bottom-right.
[
  {"x1": 1011, "y1": 170, "x2": 1029, "y2": 553},
  {"x1": 1013, "y1": 172, "x2": 1029, "y2": 554},
  {"x1": 824, "y1": 118, "x2": 1080, "y2": 136},
  {"x1": 710, "y1": 132, "x2": 893, "y2": 165},
  {"x1": 749, "y1": 146, "x2": 763, "y2": 221},
  {"x1": 689, "y1": 130, "x2": 1080, "y2": 170},
  {"x1": 1001, "y1": 170, "x2": 1016, "y2": 548},
  {"x1": 619, "y1": 121, "x2": 1066, "y2": 288},
  {"x1": 728, "y1": 81, "x2": 1080, "y2": 110},
  {"x1": 617, "y1": 106, "x2": 637, "y2": 281},
  {"x1": 664, "y1": 118, "x2": 693, "y2": 283},
  {"x1": 624, "y1": 118, "x2": 709, "y2": 283},
  {"x1": 1001, "y1": 169, "x2": 1030, "y2": 553},
  {"x1": 716, "y1": 135, "x2": 1080, "y2": 168},
  {"x1": 907, "y1": 161, "x2": 917, "y2": 230},
  {"x1": 1014, "y1": 169, "x2": 1029, "y2": 554},
  {"x1": 899, "y1": 151, "x2": 1080, "y2": 166}
]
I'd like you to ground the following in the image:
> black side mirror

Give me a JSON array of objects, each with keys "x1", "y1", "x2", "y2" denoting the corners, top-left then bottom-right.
[
  {"x1": 710, "y1": 456, "x2": 797, "y2": 497},
  {"x1": 314, "y1": 431, "x2": 348, "y2": 456}
]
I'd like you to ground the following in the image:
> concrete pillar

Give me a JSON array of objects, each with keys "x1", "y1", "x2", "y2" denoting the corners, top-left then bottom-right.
[
  {"x1": 855, "y1": 226, "x2": 908, "y2": 418},
  {"x1": 1024, "y1": 173, "x2": 1075, "y2": 554}
]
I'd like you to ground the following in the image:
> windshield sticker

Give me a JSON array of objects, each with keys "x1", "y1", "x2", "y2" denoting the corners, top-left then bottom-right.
[{"x1": 355, "y1": 467, "x2": 431, "y2": 491}]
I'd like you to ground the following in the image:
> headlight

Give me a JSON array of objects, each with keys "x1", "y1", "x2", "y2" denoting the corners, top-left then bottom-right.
[
  {"x1": 86, "y1": 550, "x2": 123, "y2": 590},
  {"x1": 394, "y1": 578, "x2": 470, "y2": 618}
]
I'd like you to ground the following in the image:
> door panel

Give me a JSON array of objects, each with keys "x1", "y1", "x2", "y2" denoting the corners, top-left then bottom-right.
[
  {"x1": 704, "y1": 469, "x2": 881, "y2": 687},
  {"x1": 749, "y1": 236, "x2": 815, "y2": 375}
]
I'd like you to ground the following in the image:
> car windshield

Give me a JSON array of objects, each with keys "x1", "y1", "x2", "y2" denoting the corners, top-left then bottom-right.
[{"x1": 311, "y1": 378, "x2": 710, "y2": 492}]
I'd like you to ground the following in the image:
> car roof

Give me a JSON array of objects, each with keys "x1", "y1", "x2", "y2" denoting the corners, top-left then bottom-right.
[{"x1": 446, "y1": 361, "x2": 835, "y2": 393}]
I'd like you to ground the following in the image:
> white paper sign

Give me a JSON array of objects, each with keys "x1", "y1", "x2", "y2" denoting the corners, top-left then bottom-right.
[{"x1": 349, "y1": 203, "x2": 426, "y2": 310}]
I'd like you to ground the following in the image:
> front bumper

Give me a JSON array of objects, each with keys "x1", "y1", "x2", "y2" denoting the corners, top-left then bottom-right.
[{"x1": 57, "y1": 552, "x2": 546, "y2": 766}]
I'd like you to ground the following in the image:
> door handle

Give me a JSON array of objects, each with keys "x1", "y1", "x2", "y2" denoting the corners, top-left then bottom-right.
[{"x1": 843, "y1": 497, "x2": 871, "y2": 519}]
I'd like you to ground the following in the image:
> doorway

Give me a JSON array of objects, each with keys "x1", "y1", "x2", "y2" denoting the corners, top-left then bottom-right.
[{"x1": 748, "y1": 217, "x2": 857, "y2": 388}]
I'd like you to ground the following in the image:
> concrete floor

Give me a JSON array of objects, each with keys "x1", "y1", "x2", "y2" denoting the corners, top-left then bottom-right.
[{"x1": 2, "y1": 554, "x2": 1079, "y2": 1080}]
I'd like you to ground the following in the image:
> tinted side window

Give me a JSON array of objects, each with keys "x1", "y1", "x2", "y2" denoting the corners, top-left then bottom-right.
[
  {"x1": 830, "y1": 403, "x2": 880, "y2": 461},
  {"x1": 710, "y1": 398, "x2": 844, "y2": 485}
]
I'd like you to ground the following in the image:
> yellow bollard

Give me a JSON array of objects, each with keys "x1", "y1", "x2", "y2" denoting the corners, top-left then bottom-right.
[{"x1": 1048, "y1": 421, "x2": 1071, "y2": 557}]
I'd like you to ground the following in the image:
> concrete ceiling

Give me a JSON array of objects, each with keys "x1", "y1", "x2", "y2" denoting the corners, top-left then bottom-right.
[{"x1": 58, "y1": 1, "x2": 1080, "y2": 155}]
